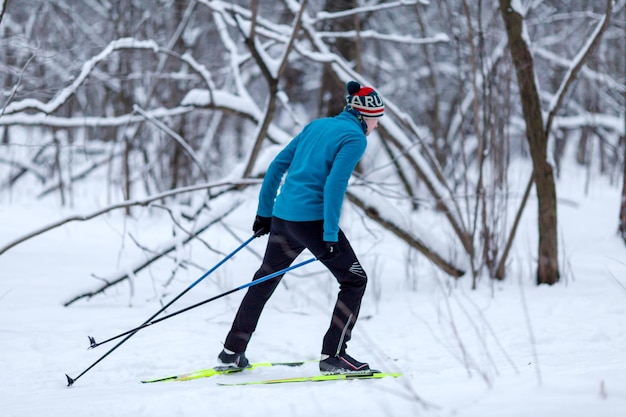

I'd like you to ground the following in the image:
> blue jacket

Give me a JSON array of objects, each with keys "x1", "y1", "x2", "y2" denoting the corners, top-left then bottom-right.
[{"x1": 257, "y1": 109, "x2": 367, "y2": 242}]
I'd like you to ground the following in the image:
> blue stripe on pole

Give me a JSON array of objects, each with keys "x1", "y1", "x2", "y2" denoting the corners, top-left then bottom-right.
[
  {"x1": 189, "y1": 234, "x2": 257, "y2": 289},
  {"x1": 238, "y1": 257, "x2": 318, "y2": 290}
]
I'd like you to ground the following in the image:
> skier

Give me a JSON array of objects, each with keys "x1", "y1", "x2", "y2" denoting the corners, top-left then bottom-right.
[{"x1": 218, "y1": 80, "x2": 384, "y2": 374}]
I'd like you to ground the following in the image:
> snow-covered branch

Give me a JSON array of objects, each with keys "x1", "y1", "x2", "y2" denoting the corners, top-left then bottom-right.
[
  {"x1": 0, "y1": 179, "x2": 261, "y2": 256},
  {"x1": 133, "y1": 104, "x2": 209, "y2": 181},
  {"x1": 314, "y1": 0, "x2": 426, "y2": 21},
  {"x1": 3, "y1": 38, "x2": 160, "y2": 115},
  {"x1": 545, "y1": 0, "x2": 614, "y2": 136},
  {"x1": 63, "y1": 198, "x2": 243, "y2": 306},
  {"x1": 1, "y1": 0, "x2": 622, "y2": 287},
  {"x1": 317, "y1": 30, "x2": 449, "y2": 45}
]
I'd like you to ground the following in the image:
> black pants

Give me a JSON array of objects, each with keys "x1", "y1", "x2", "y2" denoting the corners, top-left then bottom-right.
[{"x1": 224, "y1": 217, "x2": 367, "y2": 356}]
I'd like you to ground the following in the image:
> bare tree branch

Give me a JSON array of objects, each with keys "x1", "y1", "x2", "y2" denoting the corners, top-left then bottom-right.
[
  {"x1": 346, "y1": 191, "x2": 465, "y2": 278},
  {"x1": 544, "y1": 0, "x2": 613, "y2": 137},
  {"x1": 238, "y1": 0, "x2": 308, "y2": 179},
  {"x1": 133, "y1": 104, "x2": 209, "y2": 181},
  {"x1": 63, "y1": 200, "x2": 242, "y2": 306},
  {"x1": 0, "y1": 0, "x2": 7, "y2": 27},
  {"x1": 495, "y1": 0, "x2": 614, "y2": 281},
  {"x1": 0, "y1": 179, "x2": 261, "y2": 256}
]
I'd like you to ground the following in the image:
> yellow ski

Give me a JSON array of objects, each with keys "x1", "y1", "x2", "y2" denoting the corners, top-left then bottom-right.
[
  {"x1": 217, "y1": 371, "x2": 402, "y2": 386},
  {"x1": 141, "y1": 361, "x2": 312, "y2": 383}
]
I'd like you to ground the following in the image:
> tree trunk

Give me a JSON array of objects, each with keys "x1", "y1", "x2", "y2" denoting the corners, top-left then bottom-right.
[
  {"x1": 619, "y1": 134, "x2": 626, "y2": 243},
  {"x1": 619, "y1": 8, "x2": 626, "y2": 243},
  {"x1": 498, "y1": 0, "x2": 559, "y2": 285}
]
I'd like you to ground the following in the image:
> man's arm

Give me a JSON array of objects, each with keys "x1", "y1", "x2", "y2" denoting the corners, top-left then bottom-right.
[
  {"x1": 257, "y1": 137, "x2": 299, "y2": 217},
  {"x1": 322, "y1": 137, "x2": 367, "y2": 241}
]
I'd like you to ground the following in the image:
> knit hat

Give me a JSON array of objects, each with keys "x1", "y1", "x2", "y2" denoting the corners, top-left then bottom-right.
[{"x1": 345, "y1": 81, "x2": 384, "y2": 118}]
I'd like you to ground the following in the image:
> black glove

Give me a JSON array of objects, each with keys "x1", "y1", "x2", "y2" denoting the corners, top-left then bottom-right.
[
  {"x1": 319, "y1": 241, "x2": 341, "y2": 261},
  {"x1": 252, "y1": 215, "x2": 272, "y2": 237}
]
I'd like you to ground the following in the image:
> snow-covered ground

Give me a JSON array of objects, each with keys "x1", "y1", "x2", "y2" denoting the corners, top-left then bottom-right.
[{"x1": 1, "y1": 169, "x2": 625, "y2": 417}]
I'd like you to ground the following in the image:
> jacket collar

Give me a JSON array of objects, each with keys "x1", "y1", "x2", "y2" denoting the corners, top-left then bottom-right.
[{"x1": 340, "y1": 105, "x2": 367, "y2": 134}]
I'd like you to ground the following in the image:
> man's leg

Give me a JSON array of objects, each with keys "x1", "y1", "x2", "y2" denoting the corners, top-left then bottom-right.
[
  {"x1": 282, "y1": 221, "x2": 368, "y2": 356},
  {"x1": 318, "y1": 233, "x2": 367, "y2": 356},
  {"x1": 223, "y1": 218, "x2": 305, "y2": 353}
]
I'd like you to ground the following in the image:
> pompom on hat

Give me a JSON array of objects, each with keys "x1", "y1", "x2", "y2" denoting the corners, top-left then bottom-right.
[{"x1": 345, "y1": 80, "x2": 384, "y2": 118}]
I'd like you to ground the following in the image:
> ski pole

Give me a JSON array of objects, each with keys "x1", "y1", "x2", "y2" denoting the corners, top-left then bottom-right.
[
  {"x1": 89, "y1": 256, "x2": 318, "y2": 348},
  {"x1": 65, "y1": 233, "x2": 257, "y2": 385},
  {"x1": 65, "y1": 256, "x2": 317, "y2": 386},
  {"x1": 87, "y1": 233, "x2": 259, "y2": 349}
]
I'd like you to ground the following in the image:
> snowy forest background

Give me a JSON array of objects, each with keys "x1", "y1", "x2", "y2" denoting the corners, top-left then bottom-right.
[
  {"x1": 1, "y1": 0, "x2": 625, "y2": 289},
  {"x1": 1, "y1": 1, "x2": 626, "y2": 414}
]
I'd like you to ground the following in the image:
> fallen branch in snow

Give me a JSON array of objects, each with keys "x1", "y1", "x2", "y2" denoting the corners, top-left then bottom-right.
[
  {"x1": 517, "y1": 269, "x2": 542, "y2": 385},
  {"x1": 456, "y1": 289, "x2": 519, "y2": 377},
  {"x1": 434, "y1": 275, "x2": 493, "y2": 387},
  {"x1": 0, "y1": 155, "x2": 48, "y2": 184},
  {"x1": 63, "y1": 200, "x2": 242, "y2": 306},
  {"x1": 0, "y1": 140, "x2": 55, "y2": 190},
  {"x1": 0, "y1": 179, "x2": 261, "y2": 256},
  {"x1": 346, "y1": 191, "x2": 465, "y2": 278},
  {"x1": 604, "y1": 258, "x2": 626, "y2": 295},
  {"x1": 376, "y1": 124, "x2": 472, "y2": 255}
]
